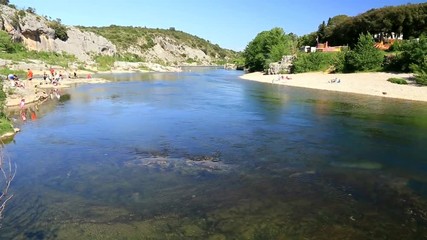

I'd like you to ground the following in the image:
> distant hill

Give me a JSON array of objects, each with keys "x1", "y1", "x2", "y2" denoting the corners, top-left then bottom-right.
[{"x1": 78, "y1": 25, "x2": 238, "y2": 66}]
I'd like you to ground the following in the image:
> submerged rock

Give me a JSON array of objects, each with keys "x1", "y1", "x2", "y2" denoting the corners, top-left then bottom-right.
[{"x1": 125, "y1": 152, "x2": 232, "y2": 174}]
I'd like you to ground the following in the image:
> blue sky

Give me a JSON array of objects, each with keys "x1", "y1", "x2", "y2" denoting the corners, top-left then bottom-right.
[{"x1": 11, "y1": 0, "x2": 425, "y2": 51}]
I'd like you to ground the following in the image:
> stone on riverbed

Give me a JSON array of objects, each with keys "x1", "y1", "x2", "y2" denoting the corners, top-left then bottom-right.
[{"x1": 125, "y1": 152, "x2": 233, "y2": 174}]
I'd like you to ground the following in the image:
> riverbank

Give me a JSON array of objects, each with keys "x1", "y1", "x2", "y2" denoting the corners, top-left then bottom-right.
[
  {"x1": 4, "y1": 77, "x2": 109, "y2": 108},
  {"x1": 240, "y1": 72, "x2": 427, "y2": 102}
]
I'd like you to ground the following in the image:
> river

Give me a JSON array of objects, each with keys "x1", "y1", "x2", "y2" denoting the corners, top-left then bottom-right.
[{"x1": 2, "y1": 68, "x2": 427, "y2": 239}]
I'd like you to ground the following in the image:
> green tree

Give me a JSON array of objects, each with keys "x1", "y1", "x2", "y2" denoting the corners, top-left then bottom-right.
[
  {"x1": 243, "y1": 27, "x2": 295, "y2": 72},
  {"x1": 0, "y1": 0, "x2": 9, "y2": 5},
  {"x1": 397, "y1": 35, "x2": 427, "y2": 72},
  {"x1": 345, "y1": 33, "x2": 384, "y2": 72},
  {"x1": 48, "y1": 18, "x2": 68, "y2": 41},
  {"x1": 298, "y1": 32, "x2": 317, "y2": 47},
  {"x1": 317, "y1": 21, "x2": 326, "y2": 43}
]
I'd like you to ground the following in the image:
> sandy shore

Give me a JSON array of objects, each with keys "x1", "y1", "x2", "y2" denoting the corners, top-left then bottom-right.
[{"x1": 240, "y1": 72, "x2": 427, "y2": 102}]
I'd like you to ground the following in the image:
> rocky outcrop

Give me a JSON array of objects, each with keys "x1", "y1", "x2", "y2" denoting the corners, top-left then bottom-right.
[
  {"x1": 268, "y1": 55, "x2": 295, "y2": 75},
  {"x1": 53, "y1": 27, "x2": 116, "y2": 61},
  {"x1": 0, "y1": 5, "x2": 232, "y2": 68},
  {"x1": 0, "y1": 5, "x2": 116, "y2": 61},
  {"x1": 125, "y1": 36, "x2": 213, "y2": 66}
]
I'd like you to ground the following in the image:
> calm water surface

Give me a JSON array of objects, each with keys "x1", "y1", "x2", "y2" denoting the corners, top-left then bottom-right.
[{"x1": 2, "y1": 68, "x2": 427, "y2": 239}]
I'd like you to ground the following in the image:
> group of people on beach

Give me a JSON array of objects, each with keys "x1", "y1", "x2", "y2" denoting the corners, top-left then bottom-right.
[
  {"x1": 43, "y1": 68, "x2": 80, "y2": 86},
  {"x1": 6, "y1": 68, "x2": 82, "y2": 88},
  {"x1": 272, "y1": 75, "x2": 292, "y2": 83}
]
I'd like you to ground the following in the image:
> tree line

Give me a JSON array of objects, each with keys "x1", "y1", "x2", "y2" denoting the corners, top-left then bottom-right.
[
  {"x1": 242, "y1": 3, "x2": 427, "y2": 85},
  {"x1": 306, "y1": 3, "x2": 427, "y2": 47}
]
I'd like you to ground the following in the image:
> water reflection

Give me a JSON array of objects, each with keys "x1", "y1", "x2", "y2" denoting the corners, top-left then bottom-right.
[{"x1": 2, "y1": 69, "x2": 427, "y2": 239}]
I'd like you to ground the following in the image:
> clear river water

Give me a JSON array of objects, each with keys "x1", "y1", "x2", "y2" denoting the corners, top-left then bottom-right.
[{"x1": 2, "y1": 68, "x2": 427, "y2": 239}]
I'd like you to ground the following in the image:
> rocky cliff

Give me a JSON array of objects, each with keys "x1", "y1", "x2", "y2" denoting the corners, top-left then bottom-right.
[
  {"x1": 0, "y1": 5, "x2": 237, "y2": 67},
  {"x1": 0, "y1": 5, "x2": 116, "y2": 61}
]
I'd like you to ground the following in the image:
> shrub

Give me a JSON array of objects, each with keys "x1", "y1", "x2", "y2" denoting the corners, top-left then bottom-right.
[
  {"x1": 383, "y1": 54, "x2": 403, "y2": 72},
  {"x1": 94, "y1": 55, "x2": 115, "y2": 71},
  {"x1": 415, "y1": 72, "x2": 427, "y2": 85},
  {"x1": 413, "y1": 63, "x2": 427, "y2": 85},
  {"x1": 26, "y1": 7, "x2": 36, "y2": 14},
  {"x1": 345, "y1": 33, "x2": 384, "y2": 72},
  {"x1": 387, "y1": 77, "x2": 408, "y2": 84},
  {"x1": 398, "y1": 36, "x2": 427, "y2": 72},
  {"x1": 17, "y1": 9, "x2": 26, "y2": 18},
  {"x1": 48, "y1": 19, "x2": 68, "y2": 41},
  {"x1": 291, "y1": 52, "x2": 344, "y2": 73},
  {"x1": 0, "y1": 31, "x2": 22, "y2": 53}
]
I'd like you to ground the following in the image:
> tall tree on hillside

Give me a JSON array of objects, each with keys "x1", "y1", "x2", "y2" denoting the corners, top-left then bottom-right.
[
  {"x1": 0, "y1": 0, "x2": 9, "y2": 5},
  {"x1": 324, "y1": 15, "x2": 351, "y2": 45},
  {"x1": 243, "y1": 27, "x2": 295, "y2": 72},
  {"x1": 317, "y1": 21, "x2": 326, "y2": 43}
]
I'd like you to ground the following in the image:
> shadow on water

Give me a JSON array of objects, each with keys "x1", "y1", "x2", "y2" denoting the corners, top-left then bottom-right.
[{"x1": 2, "y1": 69, "x2": 427, "y2": 239}]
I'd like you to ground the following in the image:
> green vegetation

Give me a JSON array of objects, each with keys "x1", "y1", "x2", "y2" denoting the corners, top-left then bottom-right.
[
  {"x1": 344, "y1": 33, "x2": 384, "y2": 72},
  {"x1": 396, "y1": 35, "x2": 427, "y2": 72},
  {"x1": 94, "y1": 55, "x2": 115, "y2": 71},
  {"x1": 243, "y1": 27, "x2": 297, "y2": 72},
  {"x1": 47, "y1": 19, "x2": 68, "y2": 41},
  {"x1": 414, "y1": 66, "x2": 427, "y2": 86},
  {"x1": 387, "y1": 77, "x2": 408, "y2": 84},
  {"x1": 0, "y1": 118, "x2": 13, "y2": 135},
  {"x1": 0, "y1": 83, "x2": 13, "y2": 136},
  {"x1": 306, "y1": 3, "x2": 427, "y2": 47},
  {"x1": 291, "y1": 33, "x2": 383, "y2": 73},
  {"x1": 292, "y1": 52, "x2": 345, "y2": 73}
]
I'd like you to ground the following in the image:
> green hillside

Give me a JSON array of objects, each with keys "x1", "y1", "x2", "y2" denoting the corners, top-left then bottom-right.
[{"x1": 79, "y1": 25, "x2": 239, "y2": 62}]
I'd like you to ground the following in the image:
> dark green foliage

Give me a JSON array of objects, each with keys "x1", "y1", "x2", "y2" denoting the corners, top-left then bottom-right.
[
  {"x1": 298, "y1": 32, "x2": 317, "y2": 47},
  {"x1": 387, "y1": 77, "x2": 408, "y2": 84},
  {"x1": 243, "y1": 27, "x2": 297, "y2": 72},
  {"x1": 411, "y1": 53, "x2": 427, "y2": 85},
  {"x1": 344, "y1": 33, "x2": 384, "y2": 72},
  {"x1": 415, "y1": 70, "x2": 427, "y2": 85},
  {"x1": 382, "y1": 54, "x2": 402, "y2": 72},
  {"x1": 0, "y1": 0, "x2": 9, "y2": 5},
  {"x1": 317, "y1": 3, "x2": 427, "y2": 47},
  {"x1": 398, "y1": 36, "x2": 427, "y2": 72},
  {"x1": 26, "y1": 7, "x2": 36, "y2": 14},
  {"x1": 48, "y1": 19, "x2": 69, "y2": 41},
  {"x1": 317, "y1": 21, "x2": 326, "y2": 43}
]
